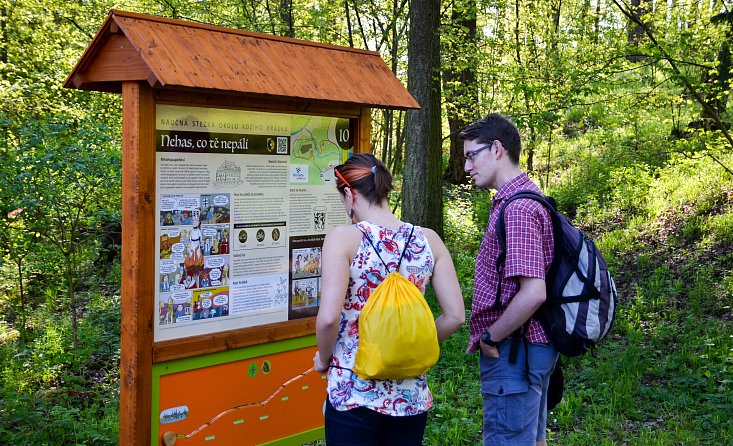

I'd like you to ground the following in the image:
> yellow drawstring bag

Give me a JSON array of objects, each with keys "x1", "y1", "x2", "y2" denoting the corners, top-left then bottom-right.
[{"x1": 353, "y1": 225, "x2": 440, "y2": 380}]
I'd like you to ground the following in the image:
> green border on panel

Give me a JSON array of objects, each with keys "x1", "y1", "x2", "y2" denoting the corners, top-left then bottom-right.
[
  {"x1": 260, "y1": 426, "x2": 324, "y2": 446},
  {"x1": 151, "y1": 335, "x2": 317, "y2": 446}
]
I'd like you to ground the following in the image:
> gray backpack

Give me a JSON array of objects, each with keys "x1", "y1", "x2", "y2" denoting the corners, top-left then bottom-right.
[{"x1": 496, "y1": 191, "x2": 618, "y2": 357}]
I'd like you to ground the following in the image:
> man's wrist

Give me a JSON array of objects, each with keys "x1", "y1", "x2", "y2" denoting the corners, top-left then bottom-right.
[{"x1": 481, "y1": 329, "x2": 499, "y2": 347}]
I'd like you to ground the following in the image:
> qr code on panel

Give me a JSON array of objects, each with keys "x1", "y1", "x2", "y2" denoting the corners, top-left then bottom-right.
[{"x1": 277, "y1": 137, "x2": 288, "y2": 154}]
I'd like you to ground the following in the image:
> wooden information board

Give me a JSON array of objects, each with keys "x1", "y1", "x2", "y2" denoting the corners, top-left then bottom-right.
[{"x1": 65, "y1": 10, "x2": 418, "y2": 446}]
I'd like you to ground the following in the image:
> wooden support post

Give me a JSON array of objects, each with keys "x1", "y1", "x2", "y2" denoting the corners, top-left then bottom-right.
[
  {"x1": 359, "y1": 107, "x2": 372, "y2": 154},
  {"x1": 120, "y1": 81, "x2": 156, "y2": 446}
]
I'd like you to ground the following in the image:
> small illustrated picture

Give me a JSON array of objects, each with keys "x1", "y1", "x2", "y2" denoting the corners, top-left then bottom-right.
[
  {"x1": 160, "y1": 194, "x2": 199, "y2": 226},
  {"x1": 200, "y1": 193, "x2": 231, "y2": 224},
  {"x1": 288, "y1": 234, "x2": 324, "y2": 319},
  {"x1": 192, "y1": 287, "x2": 229, "y2": 320},
  {"x1": 182, "y1": 212, "x2": 205, "y2": 289},
  {"x1": 321, "y1": 160, "x2": 339, "y2": 184},
  {"x1": 256, "y1": 229, "x2": 265, "y2": 242},
  {"x1": 159, "y1": 290, "x2": 193, "y2": 325},
  {"x1": 202, "y1": 256, "x2": 230, "y2": 288},
  {"x1": 271, "y1": 228, "x2": 281, "y2": 241},
  {"x1": 160, "y1": 229, "x2": 185, "y2": 260},
  {"x1": 159, "y1": 259, "x2": 187, "y2": 293},
  {"x1": 291, "y1": 277, "x2": 320, "y2": 310},
  {"x1": 160, "y1": 406, "x2": 189, "y2": 425},
  {"x1": 292, "y1": 247, "x2": 322, "y2": 279},
  {"x1": 275, "y1": 276, "x2": 288, "y2": 306},
  {"x1": 238, "y1": 230, "x2": 248, "y2": 243},
  {"x1": 213, "y1": 160, "x2": 243, "y2": 189},
  {"x1": 201, "y1": 224, "x2": 230, "y2": 256}
]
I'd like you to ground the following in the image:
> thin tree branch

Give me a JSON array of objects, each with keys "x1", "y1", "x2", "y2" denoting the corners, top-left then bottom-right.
[{"x1": 65, "y1": 17, "x2": 93, "y2": 40}]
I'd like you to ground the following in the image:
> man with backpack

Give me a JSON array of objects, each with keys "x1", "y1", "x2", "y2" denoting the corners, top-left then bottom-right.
[{"x1": 461, "y1": 114, "x2": 559, "y2": 446}]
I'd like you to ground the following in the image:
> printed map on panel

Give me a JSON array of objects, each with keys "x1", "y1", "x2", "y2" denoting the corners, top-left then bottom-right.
[{"x1": 290, "y1": 116, "x2": 351, "y2": 185}]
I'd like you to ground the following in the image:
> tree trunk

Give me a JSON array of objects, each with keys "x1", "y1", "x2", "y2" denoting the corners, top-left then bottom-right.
[
  {"x1": 703, "y1": 13, "x2": 733, "y2": 119},
  {"x1": 344, "y1": 0, "x2": 354, "y2": 46},
  {"x1": 0, "y1": 5, "x2": 8, "y2": 67},
  {"x1": 626, "y1": 0, "x2": 650, "y2": 62},
  {"x1": 513, "y1": 0, "x2": 534, "y2": 172},
  {"x1": 15, "y1": 257, "x2": 28, "y2": 343},
  {"x1": 66, "y1": 252, "x2": 79, "y2": 350},
  {"x1": 403, "y1": 0, "x2": 443, "y2": 235},
  {"x1": 381, "y1": 0, "x2": 400, "y2": 168},
  {"x1": 279, "y1": 0, "x2": 294, "y2": 37},
  {"x1": 351, "y1": 0, "x2": 371, "y2": 50},
  {"x1": 443, "y1": 0, "x2": 477, "y2": 185},
  {"x1": 381, "y1": 109, "x2": 393, "y2": 165},
  {"x1": 392, "y1": 111, "x2": 405, "y2": 175}
]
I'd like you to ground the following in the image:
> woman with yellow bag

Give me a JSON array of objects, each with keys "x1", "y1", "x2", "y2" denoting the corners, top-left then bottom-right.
[{"x1": 314, "y1": 153, "x2": 465, "y2": 446}]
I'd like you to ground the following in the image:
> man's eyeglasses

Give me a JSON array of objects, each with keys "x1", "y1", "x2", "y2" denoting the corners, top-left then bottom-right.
[{"x1": 464, "y1": 141, "x2": 495, "y2": 163}]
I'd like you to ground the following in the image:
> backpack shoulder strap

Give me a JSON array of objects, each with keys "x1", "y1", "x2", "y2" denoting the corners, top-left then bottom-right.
[
  {"x1": 495, "y1": 191, "x2": 558, "y2": 252},
  {"x1": 357, "y1": 223, "x2": 415, "y2": 274},
  {"x1": 493, "y1": 191, "x2": 558, "y2": 309},
  {"x1": 494, "y1": 192, "x2": 558, "y2": 371},
  {"x1": 395, "y1": 224, "x2": 415, "y2": 272},
  {"x1": 357, "y1": 224, "x2": 390, "y2": 272}
]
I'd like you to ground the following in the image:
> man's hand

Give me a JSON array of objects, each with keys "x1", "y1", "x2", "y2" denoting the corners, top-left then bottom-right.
[{"x1": 480, "y1": 340, "x2": 500, "y2": 359}]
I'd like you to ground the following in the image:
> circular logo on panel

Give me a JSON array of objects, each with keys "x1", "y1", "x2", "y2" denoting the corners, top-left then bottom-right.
[
  {"x1": 247, "y1": 362, "x2": 258, "y2": 378},
  {"x1": 262, "y1": 360, "x2": 272, "y2": 375}
]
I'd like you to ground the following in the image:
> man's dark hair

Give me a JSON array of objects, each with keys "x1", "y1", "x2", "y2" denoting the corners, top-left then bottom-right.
[{"x1": 459, "y1": 113, "x2": 521, "y2": 165}]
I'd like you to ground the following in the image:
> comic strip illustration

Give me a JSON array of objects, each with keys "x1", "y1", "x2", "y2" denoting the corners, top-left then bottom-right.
[
  {"x1": 192, "y1": 287, "x2": 229, "y2": 320},
  {"x1": 291, "y1": 277, "x2": 319, "y2": 310},
  {"x1": 291, "y1": 247, "x2": 322, "y2": 279},
  {"x1": 158, "y1": 194, "x2": 232, "y2": 326},
  {"x1": 288, "y1": 235, "x2": 324, "y2": 319}
]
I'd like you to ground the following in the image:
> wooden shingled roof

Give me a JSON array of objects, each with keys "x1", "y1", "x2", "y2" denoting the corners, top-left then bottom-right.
[{"x1": 65, "y1": 10, "x2": 419, "y2": 110}]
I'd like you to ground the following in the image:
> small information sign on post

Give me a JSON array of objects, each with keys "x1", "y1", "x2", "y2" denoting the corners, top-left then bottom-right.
[{"x1": 65, "y1": 10, "x2": 418, "y2": 446}]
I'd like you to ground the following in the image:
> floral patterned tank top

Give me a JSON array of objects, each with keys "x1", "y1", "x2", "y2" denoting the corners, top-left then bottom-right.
[{"x1": 326, "y1": 221, "x2": 435, "y2": 416}]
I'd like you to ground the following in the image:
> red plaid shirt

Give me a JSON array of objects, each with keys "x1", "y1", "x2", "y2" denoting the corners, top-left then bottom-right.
[{"x1": 467, "y1": 173, "x2": 554, "y2": 353}]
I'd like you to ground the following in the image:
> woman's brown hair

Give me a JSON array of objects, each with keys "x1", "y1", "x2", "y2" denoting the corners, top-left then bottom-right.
[{"x1": 334, "y1": 153, "x2": 393, "y2": 204}]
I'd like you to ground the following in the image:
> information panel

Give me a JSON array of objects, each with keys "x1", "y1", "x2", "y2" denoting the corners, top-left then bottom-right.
[{"x1": 155, "y1": 105, "x2": 352, "y2": 342}]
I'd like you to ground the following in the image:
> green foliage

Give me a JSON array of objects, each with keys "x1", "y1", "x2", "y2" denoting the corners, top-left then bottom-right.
[
  {"x1": 0, "y1": 388, "x2": 119, "y2": 446},
  {"x1": 2, "y1": 114, "x2": 122, "y2": 350},
  {"x1": 0, "y1": 293, "x2": 120, "y2": 445},
  {"x1": 425, "y1": 324, "x2": 481, "y2": 445}
]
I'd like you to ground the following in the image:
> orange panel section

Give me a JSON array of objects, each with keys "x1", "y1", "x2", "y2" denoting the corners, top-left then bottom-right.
[{"x1": 157, "y1": 347, "x2": 326, "y2": 445}]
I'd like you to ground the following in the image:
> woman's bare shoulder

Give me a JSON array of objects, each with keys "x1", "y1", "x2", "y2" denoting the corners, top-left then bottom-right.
[
  {"x1": 324, "y1": 224, "x2": 363, "y2": 247},
  {"x1": 323, "y1": 225, "x2": 363, "y2": 260}
]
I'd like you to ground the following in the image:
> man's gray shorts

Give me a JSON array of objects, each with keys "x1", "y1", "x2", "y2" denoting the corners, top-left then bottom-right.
[{"x1": 480, "y1": 339, "x2": 558, "y2": 446}]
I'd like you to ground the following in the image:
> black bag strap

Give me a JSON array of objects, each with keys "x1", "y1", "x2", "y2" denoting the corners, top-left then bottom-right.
[
  {"x1": 493, "y1": 191, "x2": 557, "y2": 309},
  {"x1": 493, "y1": 192, "x2": 556, "y2": 384},
  {"x1": 358, "y1": 223, "x2": 415, "y2": 274},
  {"x1": 495, "y1": 190, "x2": 559, "y2": 254},
  {"x1": 497, "y1": 190, "x2": 598, "y2": 303}
]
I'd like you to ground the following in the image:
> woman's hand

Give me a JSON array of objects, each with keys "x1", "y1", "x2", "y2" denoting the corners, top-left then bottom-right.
[{"x1": 313, "y1": 351, "x2": 330, "y2": 373}]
